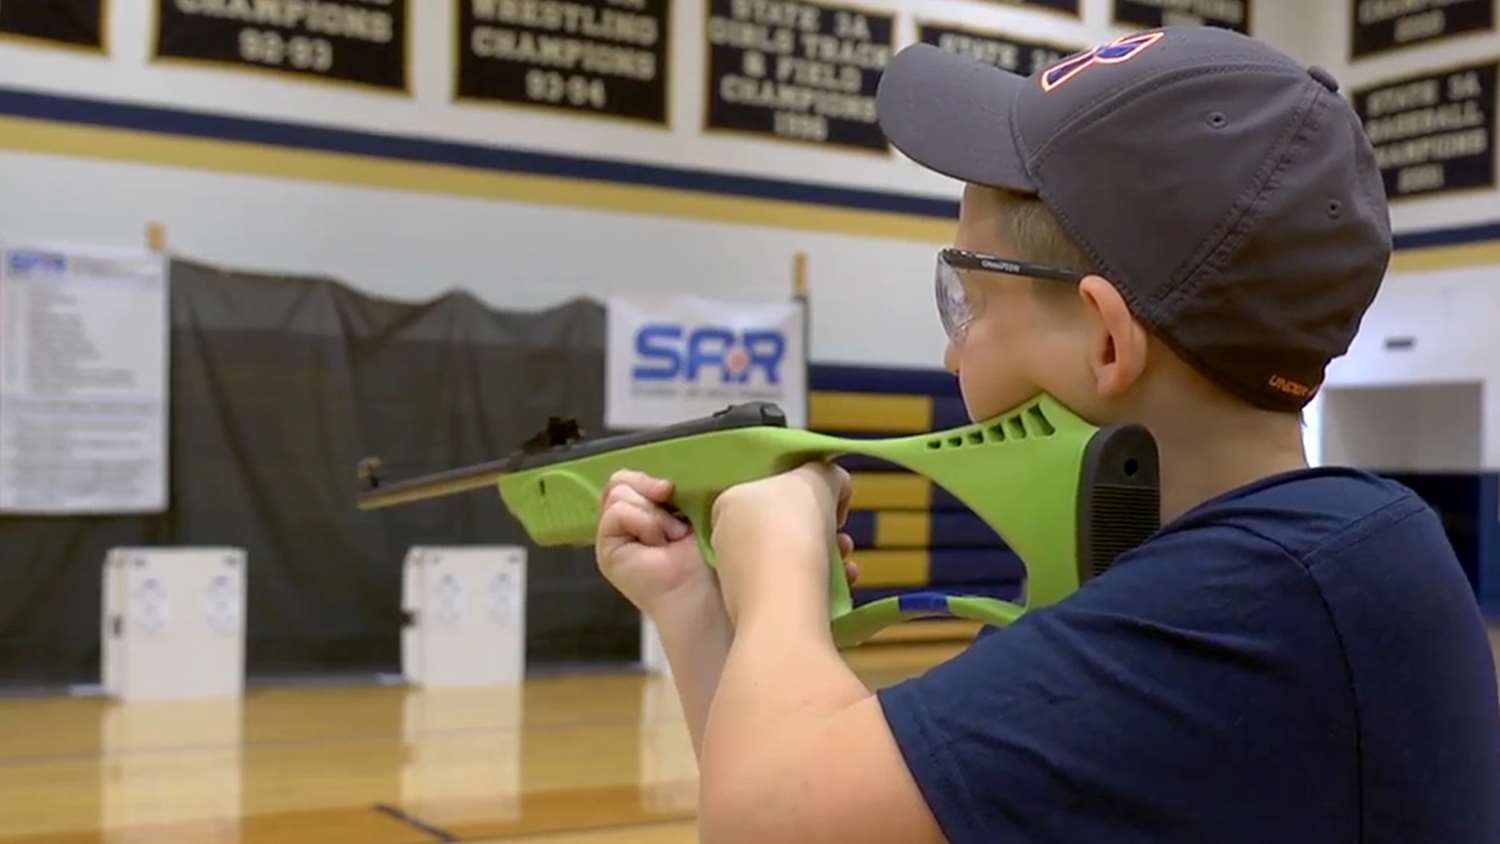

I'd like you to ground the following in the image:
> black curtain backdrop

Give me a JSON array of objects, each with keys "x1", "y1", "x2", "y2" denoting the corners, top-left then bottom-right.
[{"x1": 0, "y1": 259, "x2": 639, "y2": 687}]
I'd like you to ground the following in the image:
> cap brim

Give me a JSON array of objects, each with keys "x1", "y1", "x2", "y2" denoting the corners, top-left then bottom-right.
[{"x1": 876, "y1": 43, "x2": 1035, "y2": 192}]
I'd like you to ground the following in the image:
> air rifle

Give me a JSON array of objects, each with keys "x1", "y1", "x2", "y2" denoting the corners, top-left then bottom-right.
[{"x1": 356, "y1": 394, "x2": 1161, "y2": 648}]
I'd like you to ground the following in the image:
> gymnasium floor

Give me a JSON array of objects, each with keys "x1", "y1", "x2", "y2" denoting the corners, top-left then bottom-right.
[
  {"x1": 0, "y1": 640, "x2": 968, "y2": 844},
  {"x1": 3, "y1": 629, "x2": 1497, "y2": 844}
]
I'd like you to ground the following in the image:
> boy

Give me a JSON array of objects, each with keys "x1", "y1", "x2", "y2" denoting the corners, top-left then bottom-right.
[{"x1": 595, "y1": 27, "x2": 1500, "y2": 843}]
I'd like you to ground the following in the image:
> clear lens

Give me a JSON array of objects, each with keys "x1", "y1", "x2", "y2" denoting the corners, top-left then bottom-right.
[{"x1": 935, "y1": 254, "x2": 976, "y2": 342}]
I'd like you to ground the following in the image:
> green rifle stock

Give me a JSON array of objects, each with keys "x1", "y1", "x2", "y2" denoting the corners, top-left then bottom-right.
[{"x1": 356, "y1": 394, "x2": 1161, "y2": 648}]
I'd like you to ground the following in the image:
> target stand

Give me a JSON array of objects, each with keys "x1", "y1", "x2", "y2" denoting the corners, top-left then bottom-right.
[
  {"x1": 101, "y1": 547, "x2": 247, "y2": 701},
  {"x1": 401, "y1": 546, "x2": 527, "y2": 687}
]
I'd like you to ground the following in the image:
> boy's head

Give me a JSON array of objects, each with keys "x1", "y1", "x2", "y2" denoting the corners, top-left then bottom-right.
[{"x1": 876, "y1": 27, "x2": 1392, "y2": 424}]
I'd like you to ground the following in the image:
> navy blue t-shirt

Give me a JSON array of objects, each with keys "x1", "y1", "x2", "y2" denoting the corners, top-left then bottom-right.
[{"x1": 878, "y1": 468, "x2": 1500, "y2": 843}]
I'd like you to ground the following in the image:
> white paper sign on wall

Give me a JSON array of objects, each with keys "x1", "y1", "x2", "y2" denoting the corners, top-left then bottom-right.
[
  {"x1": 605, "y1": 294, "x2": 807, "y2": 430},
  {"x1": 0, "y1": 242, "x2": 168, "y2": 513}
]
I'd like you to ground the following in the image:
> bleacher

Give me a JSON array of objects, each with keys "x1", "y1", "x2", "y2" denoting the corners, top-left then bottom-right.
[{"x1": 808, "y1": 364, "x2": 1024, "y2": 641}]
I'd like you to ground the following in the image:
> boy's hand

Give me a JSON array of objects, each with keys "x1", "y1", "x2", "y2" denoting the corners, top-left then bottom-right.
[
  {"x1": 595, "y1": 470, "x2": 714, "y2": 616},
  {"x1": 710, "y1": 462, "x2": 856, "y2": 624}
]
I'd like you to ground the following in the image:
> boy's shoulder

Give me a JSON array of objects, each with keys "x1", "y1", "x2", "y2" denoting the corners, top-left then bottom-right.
[
  {"x1": 878, "y1": 465, "x2": 1500, "y2": 844},
  {"x1": 1074, "y1": 466, "x2": 1449, "y2": 627},
  {"x1": 1148, "y1": 466, "x2": 1431, "y2": 568}
]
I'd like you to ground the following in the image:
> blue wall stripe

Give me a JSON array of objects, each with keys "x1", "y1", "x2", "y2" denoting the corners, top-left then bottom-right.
[
  {"x1": 928, "y1": 548, "x2": 1025, "y2": 584},
  {"x1": 1479, "y1": 475, "x2": 1499, "y2": 615},
  {"x1": 844, "y1": 511, "x2": 877, "y2": 547},
  {"x1": 930, "y1": 396, "x2": 970, "y2": 429},
  {"x1": 0, "y1": 87, "x2": 961, "y2": 220},
  {"x1": 1392, "y1": 220, "x2": 1500, "y2": 251},
  {"x1": 834, "y1": 453, "x2": 905, "y2": 473},
  {"x1": 809, "y1": 364, "x2": 962, "y2": 397},
  {"x1": 4, "y1": 85, "x2": 1490, "y2": 255},
  {"x1": 932, "y1": 485, "x2": 967, "y2": 511},
  {"x1": 930, "y1": 512, "x2": 1004, "y2": 547}
]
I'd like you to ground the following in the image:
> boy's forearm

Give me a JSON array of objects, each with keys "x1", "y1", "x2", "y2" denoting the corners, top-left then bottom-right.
[
  {"x1": 649, "y1": 577, "x2": 735, "y2": 758},
  {"x1": 699, "y1": 544, "x2": 872, "y2": 827},
  {"x1": 706, "y1": 595, "x2": 870, "y2": 758}
]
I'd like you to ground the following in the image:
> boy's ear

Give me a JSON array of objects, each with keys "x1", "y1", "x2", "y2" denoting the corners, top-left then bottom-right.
[{"x1": 1077, "y1": 275, "x2": 1148, "y2": 399}]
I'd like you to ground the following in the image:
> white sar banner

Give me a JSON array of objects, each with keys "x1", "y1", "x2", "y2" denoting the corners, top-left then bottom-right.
[
  {"x1": 605, "y1": 294, "x2": 807, "y2": 430},
  {"x1": 0, "y1": 242, "x2": 169, "y2": 514}
]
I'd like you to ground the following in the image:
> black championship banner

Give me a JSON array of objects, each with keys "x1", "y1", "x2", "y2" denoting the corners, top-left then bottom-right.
[
  {"x1": 456, "y1": 0, "x2": 670, "y2": 125},
  {"x1": 705, "y1": 0, "x2": 893, "y2": 152},
  {"x1": 1112, "y1": 0, "x2": 1250, "y2": 33},
  {"x1": 1351, "y1": 0, "x2": 1494, "y2": 59},
  {"x1": 918, "y1": 21, "x2": 1076, "y2": 78},
  {"x1": 1354, "y1": 62, "x2": 1497, "y2": 199},
  {"x1": 984, "y1": 0, "x2": 1080, "y2": 15},
  {"x1": 0, "y1": 0, "x2": 104, "y2": 49},
  {"x1": 155, "y1": 0, "x2": 408, "y2": 91}
]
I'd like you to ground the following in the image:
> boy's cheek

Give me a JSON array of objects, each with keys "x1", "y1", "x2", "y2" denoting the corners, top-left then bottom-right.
[
  {"x1": 957, "y1": 357, "x2": 1036, "y2": 421},
  {"x1": 950, "y1": 314, "x2": 1048, "y2": 419},
  {"x1": 942, "y1": 341, "x2": 960, "y2": 376}
]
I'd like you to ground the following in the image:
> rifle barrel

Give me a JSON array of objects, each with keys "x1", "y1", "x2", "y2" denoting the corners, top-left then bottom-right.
[{"x1": 356, "y1": 457, "x2": 515, "y2": 510}]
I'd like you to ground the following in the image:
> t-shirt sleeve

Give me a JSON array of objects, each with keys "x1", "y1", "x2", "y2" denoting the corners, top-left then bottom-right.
[{"x1": 875, "y1": 526, "x2": 1355, "y2": 844}]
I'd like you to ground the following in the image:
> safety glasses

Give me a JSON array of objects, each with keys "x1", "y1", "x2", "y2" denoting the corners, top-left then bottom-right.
[{"x1": 935, "y1": 248, "x2": 1088, "y2": 343}]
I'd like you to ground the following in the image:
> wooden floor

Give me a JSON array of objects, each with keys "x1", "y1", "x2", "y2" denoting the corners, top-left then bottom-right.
[
  {"x1": 4, "y1": 627, "x2": 1497, "y2": 844},
  {"x1": 0, "y1": 642, "x2": 969, "y2": 844}
]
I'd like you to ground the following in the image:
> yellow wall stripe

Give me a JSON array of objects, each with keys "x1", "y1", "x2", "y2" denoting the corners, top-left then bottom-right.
[
  {"x1": 0, "y1": 115, "x2": 958, "y2": 244},
  {"x1": 1389, "y1": 240, "x2": 1500, "y2": 274},
  {"x1": 809, "y1": 391, "x2": 932, "y2": 432},
  {"x1": 875, "y1": 512, "x2": 930, "y2": 547},
  {"x1": 851, "y1": 550, "x2": 930, "y2": 587},
  {"x1": 850, "y1": 473, "x2": 931, "y2": 510}
]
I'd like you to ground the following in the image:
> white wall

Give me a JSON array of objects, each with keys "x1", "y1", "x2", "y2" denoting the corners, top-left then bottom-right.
[
  {"x1": 1244, "y1": 0, "x2": 1332, "y2": 68},
  {"x1": 0, "y1": 147, "x2": 959, "y2": 366},
  {"x1": 1275, "y1": 2, "x2": 1500, "y2": 471},
  {"x1": 0, "y1": 0, "x2": 1163, "y2": 367},
  {"x1": 0, "y1": 1, "x2": 1493, "y2": 377},
  {"x1": 1321, "y1": 381, "x2": 1485, "y2": 471},
  {"x1": 1325, "y1": 262, "x2": 1500, "y2": 468},
  {"x1": 0, "y1": 0, "x2": 1313, "y2": 369}
]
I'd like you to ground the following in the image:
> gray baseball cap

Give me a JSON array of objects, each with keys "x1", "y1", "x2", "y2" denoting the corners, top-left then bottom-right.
[{"x1": 876, "y1": 26, "x2": 1392, "y2": 411}]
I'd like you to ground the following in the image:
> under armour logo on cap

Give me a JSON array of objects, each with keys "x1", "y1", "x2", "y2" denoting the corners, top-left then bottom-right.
[{"x1": 1041, "y1": 31, "x2": 1165, "y2": 92}]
